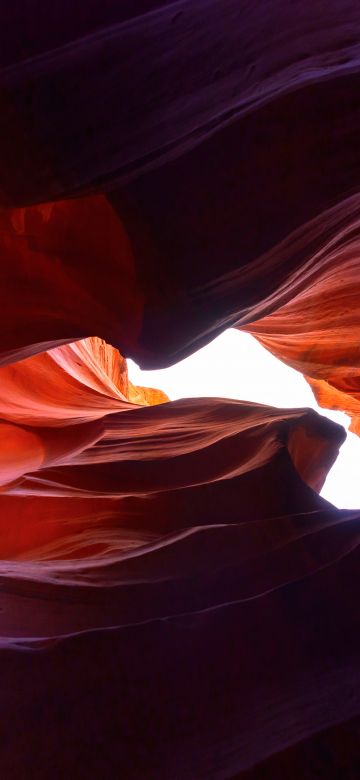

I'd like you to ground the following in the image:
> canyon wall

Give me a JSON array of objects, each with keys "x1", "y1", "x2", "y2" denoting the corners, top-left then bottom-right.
[{"x1": 1, "y1": 2, "x2": 360, "y2": 777}]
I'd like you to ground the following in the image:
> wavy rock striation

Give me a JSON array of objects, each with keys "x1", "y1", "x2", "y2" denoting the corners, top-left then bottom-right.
[{"x1": 1, "y1": 2, "x2": 360, "y2": 778}]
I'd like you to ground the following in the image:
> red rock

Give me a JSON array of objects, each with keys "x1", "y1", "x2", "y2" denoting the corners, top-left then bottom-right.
[{"x1": 1, "y1": 2, "x2": 360, "y2": 777}]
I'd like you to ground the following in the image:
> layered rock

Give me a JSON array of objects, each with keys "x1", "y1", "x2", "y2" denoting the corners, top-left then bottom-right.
[
  {"x1": 1, "y1": 2, "x2": 360, "y2": 778},
  {"x1": 2, "y1": 391, "x2": 359, "y2": 779}
]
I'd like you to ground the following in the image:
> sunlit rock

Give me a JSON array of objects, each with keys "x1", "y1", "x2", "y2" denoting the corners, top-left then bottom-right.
[{"x1": 1, "y1": 2, "x2": 360, "y2": 777}]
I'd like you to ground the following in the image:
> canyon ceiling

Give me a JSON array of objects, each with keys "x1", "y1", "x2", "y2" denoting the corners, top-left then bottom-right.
[{"x1": 1, "y1": 2, "x2": 360, "y2": 778}]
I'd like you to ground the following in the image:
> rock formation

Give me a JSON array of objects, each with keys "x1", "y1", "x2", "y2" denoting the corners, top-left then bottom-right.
[{"x1": 1, "y1": 2, "x2": 360, "y2": 778}]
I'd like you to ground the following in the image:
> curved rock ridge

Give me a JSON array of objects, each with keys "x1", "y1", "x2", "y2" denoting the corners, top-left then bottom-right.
[
  {"x1": 0, "y1": 197, "x2": 142, "y2": 366},
  {"x1": 1, "y1": 397, "x2": 344, "y2": 495},
  {"x1": 0, "y1": 335, "x2": 168, "y2": 427},
  {"x1": 0, "y1": 398, "x2": 359, "y2": 779},
  {"x1": 0, "y1": 335, "x2": 168, "y2": 488},
  {"x1": 1, "y1": 190, "x2": 360, "y2": 432},
  {"x1": 1, "y1": 1, "x2": 360, "y2": 205},
  {"x1": 245, "y1": 347, "x2": 360, "y2": 437},
  {"x1": 239, "y1": 203, "x2": 360, "y2": 433},
  {"x1": 0, "y1": 1, "x2": 358, "y2": 422}
]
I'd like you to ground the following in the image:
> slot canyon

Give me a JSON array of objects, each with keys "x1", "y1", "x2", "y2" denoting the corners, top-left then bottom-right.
[{"x1": 1, "y1": 2, "x2": 360, "y2": 778}]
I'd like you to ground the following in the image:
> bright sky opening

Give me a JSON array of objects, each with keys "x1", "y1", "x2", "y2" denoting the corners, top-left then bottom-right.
[{"x1": 128, "y1": 329, "x2": 360, "y2": 510}]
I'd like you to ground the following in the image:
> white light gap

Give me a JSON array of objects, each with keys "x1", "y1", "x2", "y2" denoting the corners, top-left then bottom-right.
[{"x1": 128, "y1": 329, "x2": 359, "y2": 509}]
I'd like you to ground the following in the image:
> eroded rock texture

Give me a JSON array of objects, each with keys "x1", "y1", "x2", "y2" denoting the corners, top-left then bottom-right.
[
  {"x1": 1, "y1": 2, "x2": 360, "y2": 778},
  {"x1": 2, "y1": 391, "x2": 359, "y2": 779}
]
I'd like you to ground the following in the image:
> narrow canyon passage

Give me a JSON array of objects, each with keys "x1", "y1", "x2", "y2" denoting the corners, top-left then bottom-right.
[
  {"x1": 128, "y1": 329, "x2": 360, "y2": 509},
  {"x1": 1, "y1": 2, "x2": 360, "y2": 778}
]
